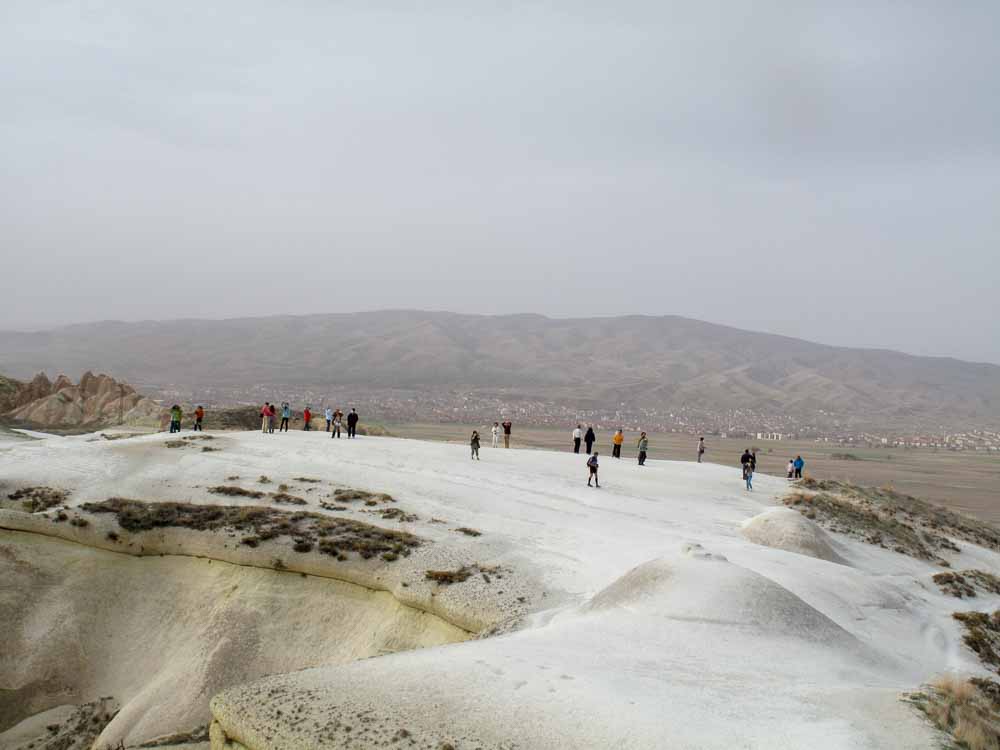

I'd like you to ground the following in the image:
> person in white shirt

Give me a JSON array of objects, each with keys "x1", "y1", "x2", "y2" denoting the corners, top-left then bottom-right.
[
  {"x1": 324, "y1": 407, "x2": 333, "y2": 432},
  {"x1": 491, "y1": 422, "x2": 500, "y2": 448},
  {"x1": 573, "y1": 424, "x2": 582, "y2": 453}
]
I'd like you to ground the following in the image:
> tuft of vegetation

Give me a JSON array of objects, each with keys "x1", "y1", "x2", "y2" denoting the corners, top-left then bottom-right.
[
  {"x1": 292, "y1": 539, "x2": 314, "y2": 553},
  {"x1": 294, "y1": 477, "x2": 322, "y2": 483},
  {"x1": 181, "y1": 434, "x2": 214, "y2": 441},
  {"x1": 226, "y1": 475, "x2": 240, "y2": 481},
  {"x1": 911, "y1": 675, "x2": 1000, "y2": 750},
  {"x1": 785, "y1": 478, "x2": 1000, "y2": 564},
  {"x1": 79, "y1": 498, "x2": 422, "y2": 562},
  {"x1": 163, "y1": 440, "x2": 186, "y2": 448},
  {"x1": 136, "y1": 725, "x2": 210, "y2": 747},
  {"x1": 455, "y1": 527, "x2": 482, "y2": 537},
  {"x1": 426, "y1": 567, "x2": 473, "y2": 585},
  {"x1": 333, "y1": 488, "x2": 394, "y2": 504},
  {"x1": 209, "y1": 485, "x2": 265, "y2": 499},
  {"x1": 935, "y1": 571, "x2": 1000, "y2": 599},
  {"x1": 320, "y1": 502, "x2": 348, "y2": 511},
  {"x1": 954, "y1": 610, "x2": 1000, "y2": 672},
  {"x1": 258, "y1": 475, "x2": 272, "y2": 484},
  {"x1": 271, "y1": 492, "x2": 307, "y2": 506},
  {"x1": 69, "y1": 517, "x2": 89, "y2": 528},
  {"x1": 371, "y1": 507, "x2": 418, "y2": 522},
  {"x1": 106, "y1": 531, "x2": 119, "y2": 542},
  {"x1": 201, "y1": 446, "x2": 221, "y2": 452},
  {"x1": 9, "y1": 486, "x2": 69, "y2": 513}
]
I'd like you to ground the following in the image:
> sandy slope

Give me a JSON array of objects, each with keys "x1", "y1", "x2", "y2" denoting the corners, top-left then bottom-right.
[{"x1": 1, "y1": 429, "x2": 997, "y2": 748}]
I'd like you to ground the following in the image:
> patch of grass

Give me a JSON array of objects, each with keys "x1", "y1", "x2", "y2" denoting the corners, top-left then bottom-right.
[
  {"x1": 164, "y1": 440, "x2": 186, "y2": 448},
  {"x1": 294, "y1": 477, "x2": 322, "y2": 483},
  {"x1": 912, "y1": 675, "x2": 1000, "y2": 750},
  {"x1": 935, "y1": 571, "x2": 1000, "y2": 599},
  {"x1": 209, "y1": 485, "x2": 265, "y2": 499},
  {"x1": 333, "y1": 488, "x2": 394, "y2": 504},
  {"x1": 9, "y1": 486, "x2": 69, "y2": 513},
  {"x1": 455, "y1": 527, "x2": 482, "y2": 537},
  {"x1": 371, "y1": 507, "x2": 418, "y2": 522},
  {"x1": 181, "y1": 435, "x2": 214, "y2": 441},
  {"x1": 106, "y1": 531, "x2": 119, "y2": 542},
  {"x1": 271, "y1": 492, "x2": 307, "y2": 506},
  {"x1": 226, "y1": 475, "x2": 240, "y2": 481},
  {"x1": 426, "y1": 567, "x2": 473, "y2": 585},
  {"x1": 79, "y1": 498, "x2": 422, "y2": 562},
  {"x1": 293, "y1": 539, "x2": 314, "y2": 553},
  {"x1": 136, "y1": 725, "x2": 210, "y2": 747},
  {"x1": 320, "y1": 502, "x2": 348, "y2": 511},
  {"x1": 954, "y1": 610, "x2": 1000, "y2": 672},
  {"x1": 258, "y1": 475, "x2": 272, "y2": 484},
  {"x1": 201, "y1": 446, "x2": 221, "y2": 452},
  {"x1": 69, "y1": 517, "x2": 89, "y2": 527}
]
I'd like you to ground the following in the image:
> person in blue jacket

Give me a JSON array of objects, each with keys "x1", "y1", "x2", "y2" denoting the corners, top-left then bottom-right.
[{"x1": 793, "y1": 455, "x2": 805, "y2": 479}]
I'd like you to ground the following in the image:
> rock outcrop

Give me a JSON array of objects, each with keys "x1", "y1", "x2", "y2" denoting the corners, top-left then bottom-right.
[{"x1": 1, "y1": 371, "x2": 160, "y2": 428}]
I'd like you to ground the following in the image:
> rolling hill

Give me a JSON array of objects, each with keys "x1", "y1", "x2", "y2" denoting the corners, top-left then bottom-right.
[{"x1": 0, "y1": 311, "x2": 997, "y2": 432}]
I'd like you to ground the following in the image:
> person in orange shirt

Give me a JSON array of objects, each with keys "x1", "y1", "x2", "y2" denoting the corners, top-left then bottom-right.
[
  {"x1": 612, "y1": 429, "x2": 624, "y2": 459},
  {"x1": 194, "y1": 405, "x2": 205, "y2": 432}
]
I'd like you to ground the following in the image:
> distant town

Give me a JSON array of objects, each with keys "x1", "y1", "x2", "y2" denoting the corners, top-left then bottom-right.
[{"x1": 145, "y1": 382, "x2": 1000, "y2": 452}]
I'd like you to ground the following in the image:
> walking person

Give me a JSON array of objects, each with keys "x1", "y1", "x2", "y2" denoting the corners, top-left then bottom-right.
[
  {"x1": 194, "y1": 405, "x2": 204, "y2": 432},
  {"x1": 331, "y1": 410, "x2": 342, "y2": 438},
  {"x1": 793, "y1": 455, "x2": 805, "y2": 479},
  {"x1": 169, "y1": 404, "x2": 182, "y2": 433},
  {"x1": 280, "y1": 402, "x2": 291, "y2": 432},
  {"x1": 744, "y1": 461, "x2": 753, "y2": 491},
  {"x1": 347, "y1": 408, "x2": 359, "y2": 438},
  {"x1": 491, "y1": 422, "x2": 500, "y2": 448},
  {"x1": 612, "y1": 429, "x2": 624, "y2": 458},
  {"x1": 584, "y1": 425, "x2": 596, "y2": 455},
  {"x1": 502, "y1": 420, "x2": 512, "y2": 448},
  {"x1": 303, "y1": 407, "x2": 312, "y2": 431},
  {"x1": 267, "y1": 403, "x2": 276, "y2": 434},
  {"x1": 697, "y1": 437, "x2": 706, "y2": 463},
  {"x1": 740, "y1": 448, "x2": 753, "y2": 472},
  {"x1": 637, "y1": 432, "x2": 648, "y2": 466},
  {"x1": 470, "y1": 430, "x2": 480, "y2": 460},
  {"x1": 260, "y1": 403, "x2": 270, "y2": 434},
  {"x1": 587, "y1": 452, "x2": 600, "y2": 487},
  {"x1": 573, "y1": 424, "x2": 582, "y2": 453},
  {"x1": 325, "y1": 407, "x2": 333, "y2": 432}
]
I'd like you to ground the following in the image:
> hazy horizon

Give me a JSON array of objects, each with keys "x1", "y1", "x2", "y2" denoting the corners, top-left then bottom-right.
[{"x1": 3, "y1": 2, "x2": 998, "y2": 364}]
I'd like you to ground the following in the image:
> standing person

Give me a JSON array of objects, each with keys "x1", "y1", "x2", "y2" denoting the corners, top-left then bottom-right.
[
  {"x1": 347, "y1": 408, "x2": 359, "y2": 438},
  {"x1": 750, "y1": 449, "x2": 758, "y2": 472},
  {"x1": 260, "y1": 403, "x2": 270, "y2": 433},
  {"x1": 612, "y1": 429, "x2": 624, "y2": 458},
  {"x1": 744, "y1": 460, "x2": 753, "y2": 491},
  {"x1": 491, "y1": 422, "x2": 500, "y2": 448},
  {"x1": 502, "y1": 420, "x2": 512, "y2": 448},
  {"x1": 268, "y1": 403, "x2": 276, "y2": 434},
  {"x1": 573, "y1": 424, "x2": 582, "y2": 453},
  {"x1": 740, "y1": 448, "x2": 753, "y2": 472},
  {"x1": 587, "y1": 452, "x2": 600, "y2": 487},
  {"x1": 331, "y1": 410, "x2": 342, "y2": 438},
  {"x1": 324, "y1": 407, "x2": 333, "y2": 432},
  {"x1": 793, "y1": 455, "x2": 805, "y2": 479},
  {"x1": 697, "y1": 437, "x2": 706, "y2": 463},
  {"x1": 280, "y1": 402, "x2": 291, "y2": 432},
  {"x1": 169, "y1": 404, "x2": 182, "y2": 433},
  {"x1": 786, "y1": 459, "x2": 795, "y2": 479},
  {"x1": 194, "y1": 405, "x2": 205, "y2": 432},
  {"x1": 584, "y1": 425, "x2": 596, "y2": 455},
  {"x1": 637, "y1": 432, "x2": 648, "y2": 466},
  {"x1": 303, "y1": 407, "x2": 312, "y2": 431},
  {"x1": 470, "y1": 430, "x2": 480, "y2": 460}
]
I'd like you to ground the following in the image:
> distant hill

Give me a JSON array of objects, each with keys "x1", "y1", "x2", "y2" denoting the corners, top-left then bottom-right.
[{"x1": 1, "y1": 311, "x2": 998, "y2": 432}]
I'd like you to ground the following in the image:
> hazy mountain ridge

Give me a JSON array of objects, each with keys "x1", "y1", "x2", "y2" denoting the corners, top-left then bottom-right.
[{"x1": 1, "y1": 311, "x2": 998, "y2": 431}]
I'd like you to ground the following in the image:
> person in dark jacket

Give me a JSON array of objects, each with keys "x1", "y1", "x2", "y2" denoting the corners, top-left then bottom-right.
[
  {"x1": 740, "y1": 449, "x2": 753, "y2": 471},
  {"x1": 584, "y1": 426, "x2": 596, "y2": 454},
  {"x1": 502, "y1": 420, "x2": 512, "y2": 448},
  {"x1": 470, "y1": 430, "x2": 480, "y2": 460},
  {"x1": 587, "y1": 452, "x2": 600, "y2": 487},
  {"x1": 637, "y1": 433, "x2": 648, "y2": 465},
  {"x1": 347, "y1": 408, "x2": 359, "y2": 438}
]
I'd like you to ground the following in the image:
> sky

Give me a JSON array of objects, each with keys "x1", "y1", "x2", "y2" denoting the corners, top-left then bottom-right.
[{"x1": 2, "y1": 1, "x2": 998, "y2": 364}]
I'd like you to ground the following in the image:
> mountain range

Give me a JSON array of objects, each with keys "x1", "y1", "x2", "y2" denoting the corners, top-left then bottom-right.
[{"x1": 1, "y1": 311, "x2": 997, "y2": 433}]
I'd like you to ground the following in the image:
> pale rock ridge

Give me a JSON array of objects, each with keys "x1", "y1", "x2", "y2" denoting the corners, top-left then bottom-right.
[{"x1": 2, "y1": 371, "x2": 160, "y2": 427}]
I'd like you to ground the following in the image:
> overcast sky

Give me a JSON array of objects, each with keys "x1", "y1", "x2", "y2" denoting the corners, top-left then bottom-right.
[{"x1": 2, "y1": 1, "x2": 998, "y2": 363}]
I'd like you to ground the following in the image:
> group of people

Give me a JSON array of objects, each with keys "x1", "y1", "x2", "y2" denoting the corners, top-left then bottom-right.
[
  {"x1": 167, "y1": 404, "x2": 204, "y2": 433},
  {"x1": 488, "y1": 421, "x2": 513, "y2": 448},
  {"x1": 258, "y1": 403, "x2": 360, "y2": 438},
  {"x1": 740, "y1": 448, "x2": 806, "y2": 490},
  {"x1": 568, "y1": 426, "x2": 652, "y2": 466}
]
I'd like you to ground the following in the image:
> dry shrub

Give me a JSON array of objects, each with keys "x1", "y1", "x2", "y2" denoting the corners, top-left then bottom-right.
[
  {"x1": 936, "y1": 571, "x2": 1000, "y2": 599},
  {"x1": 294, "y1": 477, "x2": 322, "y2": 483},
  {"x1": 918, "y1": 675, "x2": 1000, "y2": 750},
  {"x1": 455, "y1": 527, "x2": 482, "y2": 537},
  {"x1": 271, "y1": 492, "x2": 306, "y2": 506},
  {"x1": 426, "y1": 567, "x2": 473, "y2": 585},
  {"x1": 333, "y1": 488, "x2": 394, "y2": 504},
  {"x1": 164, "y1": 440, "x2": 186, "y2": 448},
  {"x1": 9, "y1": 486, "x2": 69, "y2": 513},
  {"x1": 954, "y1": 611, "x2": 1000, "y2": 671},
  {"x1": 209, "y1": 485, "x2": 265, "y2": 499}
]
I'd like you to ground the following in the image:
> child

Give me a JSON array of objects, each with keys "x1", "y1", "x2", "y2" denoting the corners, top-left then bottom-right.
[
  {"x1": 786, "y1": 459, "x2": 794, "y2": 479},
  {"x1": 470, "y1": 430, "x2": 480, "y2": 460},
  {"x1": 587, "y1": 452, "x2": 600, "y2": 487},
  {"x1": 744, "y1": 462, "x2": 753, "y2": 491}
]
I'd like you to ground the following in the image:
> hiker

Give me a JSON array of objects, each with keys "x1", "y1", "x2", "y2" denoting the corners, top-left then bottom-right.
[
  {"x1": 303, "y1": 407, "x2": 312, "y2": 431},
  {"x1": 584, "y1": 426, "x2": 596, "y2": 454},
  {"x1": 697, "y1": 437, "x2": 706, "y2": 463},
  {"x1": 612, "y1": 429, "x2": 624, "y2": 458},
  {"x1": 787, "y1": 459, "x2": 795, "y2": 479},
  {"x1": 280, "y1": 402, "x2": 291, "y2": 432},
  {"x1": 740, "y1": 448, "x2": 753, "y2": 472},
  {"x1": 744, "y1": 460, "x2": 753, "y2": 491},
  {"x1": 347, "y1": 408, "x2": 359, "y2": 438},
  {"x1": 502, "y1": 420, "x2": 512, "y2": 448},
  {"x1": 325, "y1": 407, "x2": 333, "y2": 432},
  {"x1": 331, "y1": 410, "x2": 342, "y2": 438},
  {"x1": 573, "y1": 424, "x2": 582, "y2": 453},
  {"x1": 470, "y1": 430, "x2": 480, "y2": 460},
  {"x1": 637, "y1": 432, "x2": 648, "y2": 466},
  {"x1": 587, "y1": 452, "x2": 600, "y2": 487},
  {"x1": 169, "y1": 404, "x2": 182, "y2": 433},
  {"x1": 491, "y1": 421, "x2": 500, "y2": 448},
  {"x1": 194, "y1": 405, "x2": 204, "y2": 432},
  {"x1": 268, "y1": 403, "x2": 276, "y2": 433},
  {"x1": 793, "y1": 455, "x2": 805, "y2": 479},
  {"x1": 260, "y1": 403, "x2": 270, "y2": 434}
]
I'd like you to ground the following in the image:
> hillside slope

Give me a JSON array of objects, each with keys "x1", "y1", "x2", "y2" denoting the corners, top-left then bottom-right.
[{"x1": 1, "y1": 311, "x2": 998, "y2": 430}]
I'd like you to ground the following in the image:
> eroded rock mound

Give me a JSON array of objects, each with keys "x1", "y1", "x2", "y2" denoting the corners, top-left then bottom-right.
[
  {"x1": 2, "y1": 371, "x2": 160, "y2": 428},
  {"x1": 741, "y1": 507, "x2": 847, "y2": 564}
]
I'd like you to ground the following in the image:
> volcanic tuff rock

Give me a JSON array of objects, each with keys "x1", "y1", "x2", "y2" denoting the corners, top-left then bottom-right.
[{"x1": 2, "y1": 371, "x2": 160, "y2": 428}]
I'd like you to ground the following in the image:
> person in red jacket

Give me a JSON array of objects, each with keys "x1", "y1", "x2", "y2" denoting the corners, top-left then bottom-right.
[{"x1": 303, "y1": 407, "x2": 312, "y2": 431}]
